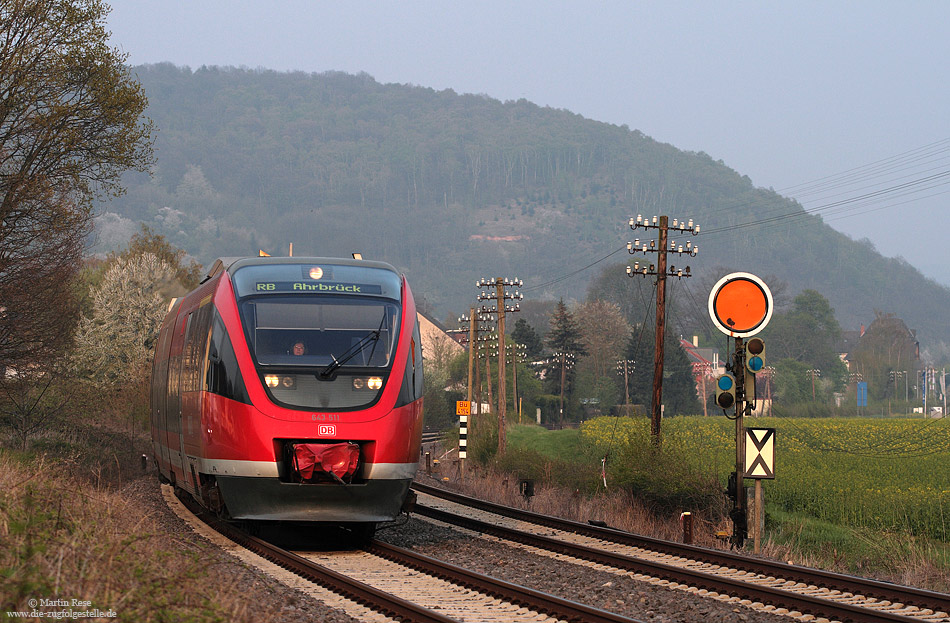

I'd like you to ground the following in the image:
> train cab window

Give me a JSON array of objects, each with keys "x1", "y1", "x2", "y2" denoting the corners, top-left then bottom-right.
[
  {"x1": 239, "y1": 297, "x2": 400, "y2": 410},
  {"x1": 247, "y1": 300, "x2": 397, "y2": 367}
]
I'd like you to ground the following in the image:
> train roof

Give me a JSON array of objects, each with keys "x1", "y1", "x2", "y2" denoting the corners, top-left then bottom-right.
[{"x1": 202, "y1": 256, "x2": 399, "y2": 284}]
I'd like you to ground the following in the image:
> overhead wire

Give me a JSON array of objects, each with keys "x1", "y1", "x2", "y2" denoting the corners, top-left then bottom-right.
[
  {"x1": 699, "y1": 169, "x2": 950, "y2": 237},
  {"x1": 522, "y1": 243, "x2": 626, "y2": 292},
  {"x1": 516, "y1": 137, "x2": 950, "y2": 296},
  {"x1": 775, "y1": 137, "x2": 950, "y2": 197},
  {"x1": 697, "y1": 137, "x2": 950, "y2": 221}
]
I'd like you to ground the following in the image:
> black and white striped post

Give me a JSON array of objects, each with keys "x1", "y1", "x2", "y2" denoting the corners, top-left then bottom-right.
[{"x1": 457, "y1": 400, "x2": 471, "y2": 476}]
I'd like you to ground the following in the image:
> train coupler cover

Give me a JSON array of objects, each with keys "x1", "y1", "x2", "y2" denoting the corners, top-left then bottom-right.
[{"x1": 292, "y1": 442, "x2": 360, "y2": 484}]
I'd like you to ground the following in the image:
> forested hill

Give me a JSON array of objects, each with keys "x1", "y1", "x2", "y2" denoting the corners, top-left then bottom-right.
[{"x1": 96, "y1": 63, "x2": 950, "y2": 346}]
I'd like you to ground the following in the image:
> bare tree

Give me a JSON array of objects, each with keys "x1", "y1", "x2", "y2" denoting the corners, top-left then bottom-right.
[
  {"x1": 575, "y1": 300, "x2": 630, "y2": 379},
  {"x1": 0, "y1": 364, "x2": 71, "y2": 449},
  {"x1": 0, "y1": 0, "x2": 154, "y2": 371}
]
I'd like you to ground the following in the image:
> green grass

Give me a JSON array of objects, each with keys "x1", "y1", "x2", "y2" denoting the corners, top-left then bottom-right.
[
  {"x1": 767, "y1": 507, "x2": 950, "y2": 580},
  {"x1": 506, "y1": 425, "x2": 584, "y2": 459}
]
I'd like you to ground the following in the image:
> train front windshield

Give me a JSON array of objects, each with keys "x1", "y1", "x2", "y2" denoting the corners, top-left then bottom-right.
[{"x1": 231, "y1": 262, "x2": 402, "y2": 411}]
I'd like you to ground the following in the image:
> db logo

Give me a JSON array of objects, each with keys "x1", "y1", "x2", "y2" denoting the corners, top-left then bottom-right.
[{"x1": 318, "y1": 424, "x2": 336, "y2": 437}]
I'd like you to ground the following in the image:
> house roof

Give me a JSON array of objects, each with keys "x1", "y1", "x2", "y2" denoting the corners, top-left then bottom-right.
[{"x1": 679, "y1": 338, "x2": 718, "y2": 366}]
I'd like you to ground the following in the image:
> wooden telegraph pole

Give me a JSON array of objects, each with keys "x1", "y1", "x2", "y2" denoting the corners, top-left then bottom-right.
[
  {"x1": 496, "y1": 280, "x2": 507, "y2": 451},
  {"x1": 476, "y1": 277, "x2": 523, "y2": 455},
  {"x1": 627, "y1": 215, "x2": 699, "y2": 445},
  {"x1": 508, "y1": 343, "x2": 525, "y2": 423},
  {"x1": 617, "y1": 359, "x2": 635, "y2": 414},
  {"x1": 467, "y1": 307, "x2": 476, "y2": 412},
  {"x1": 460, "y1": 309, "x2": 495, "y2": 430}
]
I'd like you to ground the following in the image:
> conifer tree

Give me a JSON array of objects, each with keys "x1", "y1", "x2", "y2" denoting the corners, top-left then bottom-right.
[
  {"x1": 511, "y1": 318, "x2": 544, "y2": 358},
  {"x1": 544, "y1": 299, "x2": 587, "y2": 401},
  {"x1": 624, "y1": 326, "x2": 701, "y2": 415}
]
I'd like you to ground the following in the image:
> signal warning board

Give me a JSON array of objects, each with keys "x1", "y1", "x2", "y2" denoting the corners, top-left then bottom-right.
[
  {"x1": 744, "y1": 427, "x2": 775, "y2": 479},
  {"x1": 456, "y1": 401, "x2": 471, "y2": 416}
]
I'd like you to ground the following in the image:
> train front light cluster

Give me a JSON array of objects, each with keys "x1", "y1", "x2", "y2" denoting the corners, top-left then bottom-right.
[
  {"x1": 352, "y1": 376, "x2": 383, "y2": 391},
  {"x1": 265, "y1": 375, "x2": 297, "y2": 389}
]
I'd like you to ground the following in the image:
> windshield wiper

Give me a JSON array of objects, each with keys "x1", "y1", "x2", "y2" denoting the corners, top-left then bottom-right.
[{"x1": 318, "y1": 317, "x2": 385, "y2": 379}]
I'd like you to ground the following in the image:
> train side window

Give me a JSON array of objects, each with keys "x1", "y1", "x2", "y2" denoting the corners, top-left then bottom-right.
[
  {"x1": 150, "y1": 317, "x2": 173, "y2": 424},
  {"x1": 395, "y1": 318, "x2": 424, "y2": 407},
  {"x1": 412, "y1": 320, "x2": 423, "y2": 397},
  {"x1": 205, "y1": 314, "x2": 250, "y2": 404},
  {"x1": 182, "y1": 313, "x2": 197, "y2": 392},
  {"x1": 194, "y1": 302, "x2": 214, "y2": 388}
]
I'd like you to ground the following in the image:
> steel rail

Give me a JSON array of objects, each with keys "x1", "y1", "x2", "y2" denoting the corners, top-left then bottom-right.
[
  {"x1": 415, "y1": 503, "x2": 934, "y2": 623},
  {"x1": 366, "y1": 540, "x2": 644, "y2": 623},
  {"x1": 184, "y1": 497, "x2": 457, "y2": 623},
  {"x1": 411, "y1": 481, "x2": 950, "y2": 614}
]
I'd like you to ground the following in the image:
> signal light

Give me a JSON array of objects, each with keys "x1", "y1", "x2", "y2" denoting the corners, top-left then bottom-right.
[
  {"x1": 746, "y1": 337, "x2": 765, "y2": 374},
  {"x1": 715, "y1": 373, "x2": 736, "y2": 410}
]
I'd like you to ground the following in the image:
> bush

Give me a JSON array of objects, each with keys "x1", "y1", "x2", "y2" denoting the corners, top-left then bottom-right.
[
  {"x1": 467, "y1": 411, "x2": 499, "y2": 464},
  {"x1": 582, "y1": 416, "x2": 725, "y2": 514}
]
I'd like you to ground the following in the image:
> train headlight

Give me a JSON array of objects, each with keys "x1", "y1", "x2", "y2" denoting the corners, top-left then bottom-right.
[
  {"x1": 308, "y1": 266, "x2": 324, "y2": 280},
  {"x1": 265, "y1": 375, "x2": 279, "y2": 388},
  {"x1": 352, "y1": 377, "x2": 365, "y2": 390},
  {"x1": 281, "y1": 375, "x2": 296, "y2": 389},
  {"x1": 367, "y1": 377, "x2": 383, "y2": 390}
]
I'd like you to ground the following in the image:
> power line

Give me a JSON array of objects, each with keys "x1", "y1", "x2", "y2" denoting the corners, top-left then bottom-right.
[
  {"x1": 700, "y1": 137, "x2": 950, "y2": 221},
  {"x1": 520, "y1": 138, "x2": 950, "y2": 298},
  {"x1": 522, "y1": 244, "x2": 626, "y2": 292},
  {"x1": 777, "y1": 137, "x2": 950, "y2": 197},
  {"x1": 699, "y1": 169, "x2": 950, "y2": 237}
]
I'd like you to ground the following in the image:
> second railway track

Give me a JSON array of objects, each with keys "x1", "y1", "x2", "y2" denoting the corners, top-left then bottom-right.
[{"x1": 411, "y1": 481, "x2": 950, "y2": 623}]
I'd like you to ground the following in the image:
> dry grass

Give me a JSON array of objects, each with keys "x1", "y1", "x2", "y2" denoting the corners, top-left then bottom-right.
[
  {"x1": 430, "y1": 460, "x2": 732, "y2": 550},
  {"x1": 0, "y1": 451, "x2": 290, "y2": 621},
  {"x1": 0, "y1": 375, "x2": 344, "y2": 622}
]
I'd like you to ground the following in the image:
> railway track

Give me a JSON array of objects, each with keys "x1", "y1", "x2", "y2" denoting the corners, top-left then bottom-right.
[
  {"x1": 420, "y1": 431, "x2": 445, "y2": 445},
  {"x1": 411, "y1": 481, "x2": 950, "y2": 623},
  {"x1": 165, "y1": 484, "x2": 643, "y2": 623}
]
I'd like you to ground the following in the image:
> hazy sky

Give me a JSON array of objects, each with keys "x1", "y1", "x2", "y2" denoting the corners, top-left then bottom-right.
[{"x1": 105, "y1": 1, "x2": 950, "y2": 284}]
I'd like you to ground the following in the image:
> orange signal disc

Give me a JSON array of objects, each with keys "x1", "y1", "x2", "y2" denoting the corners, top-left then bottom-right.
[{"x1": 708, "y1": 273, "x2": 773, "y2": 337}]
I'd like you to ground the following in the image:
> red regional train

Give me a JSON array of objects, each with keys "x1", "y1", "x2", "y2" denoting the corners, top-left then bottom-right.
[{"x1": 150, "y1": 256, "x2": 424, "y2": 537}]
